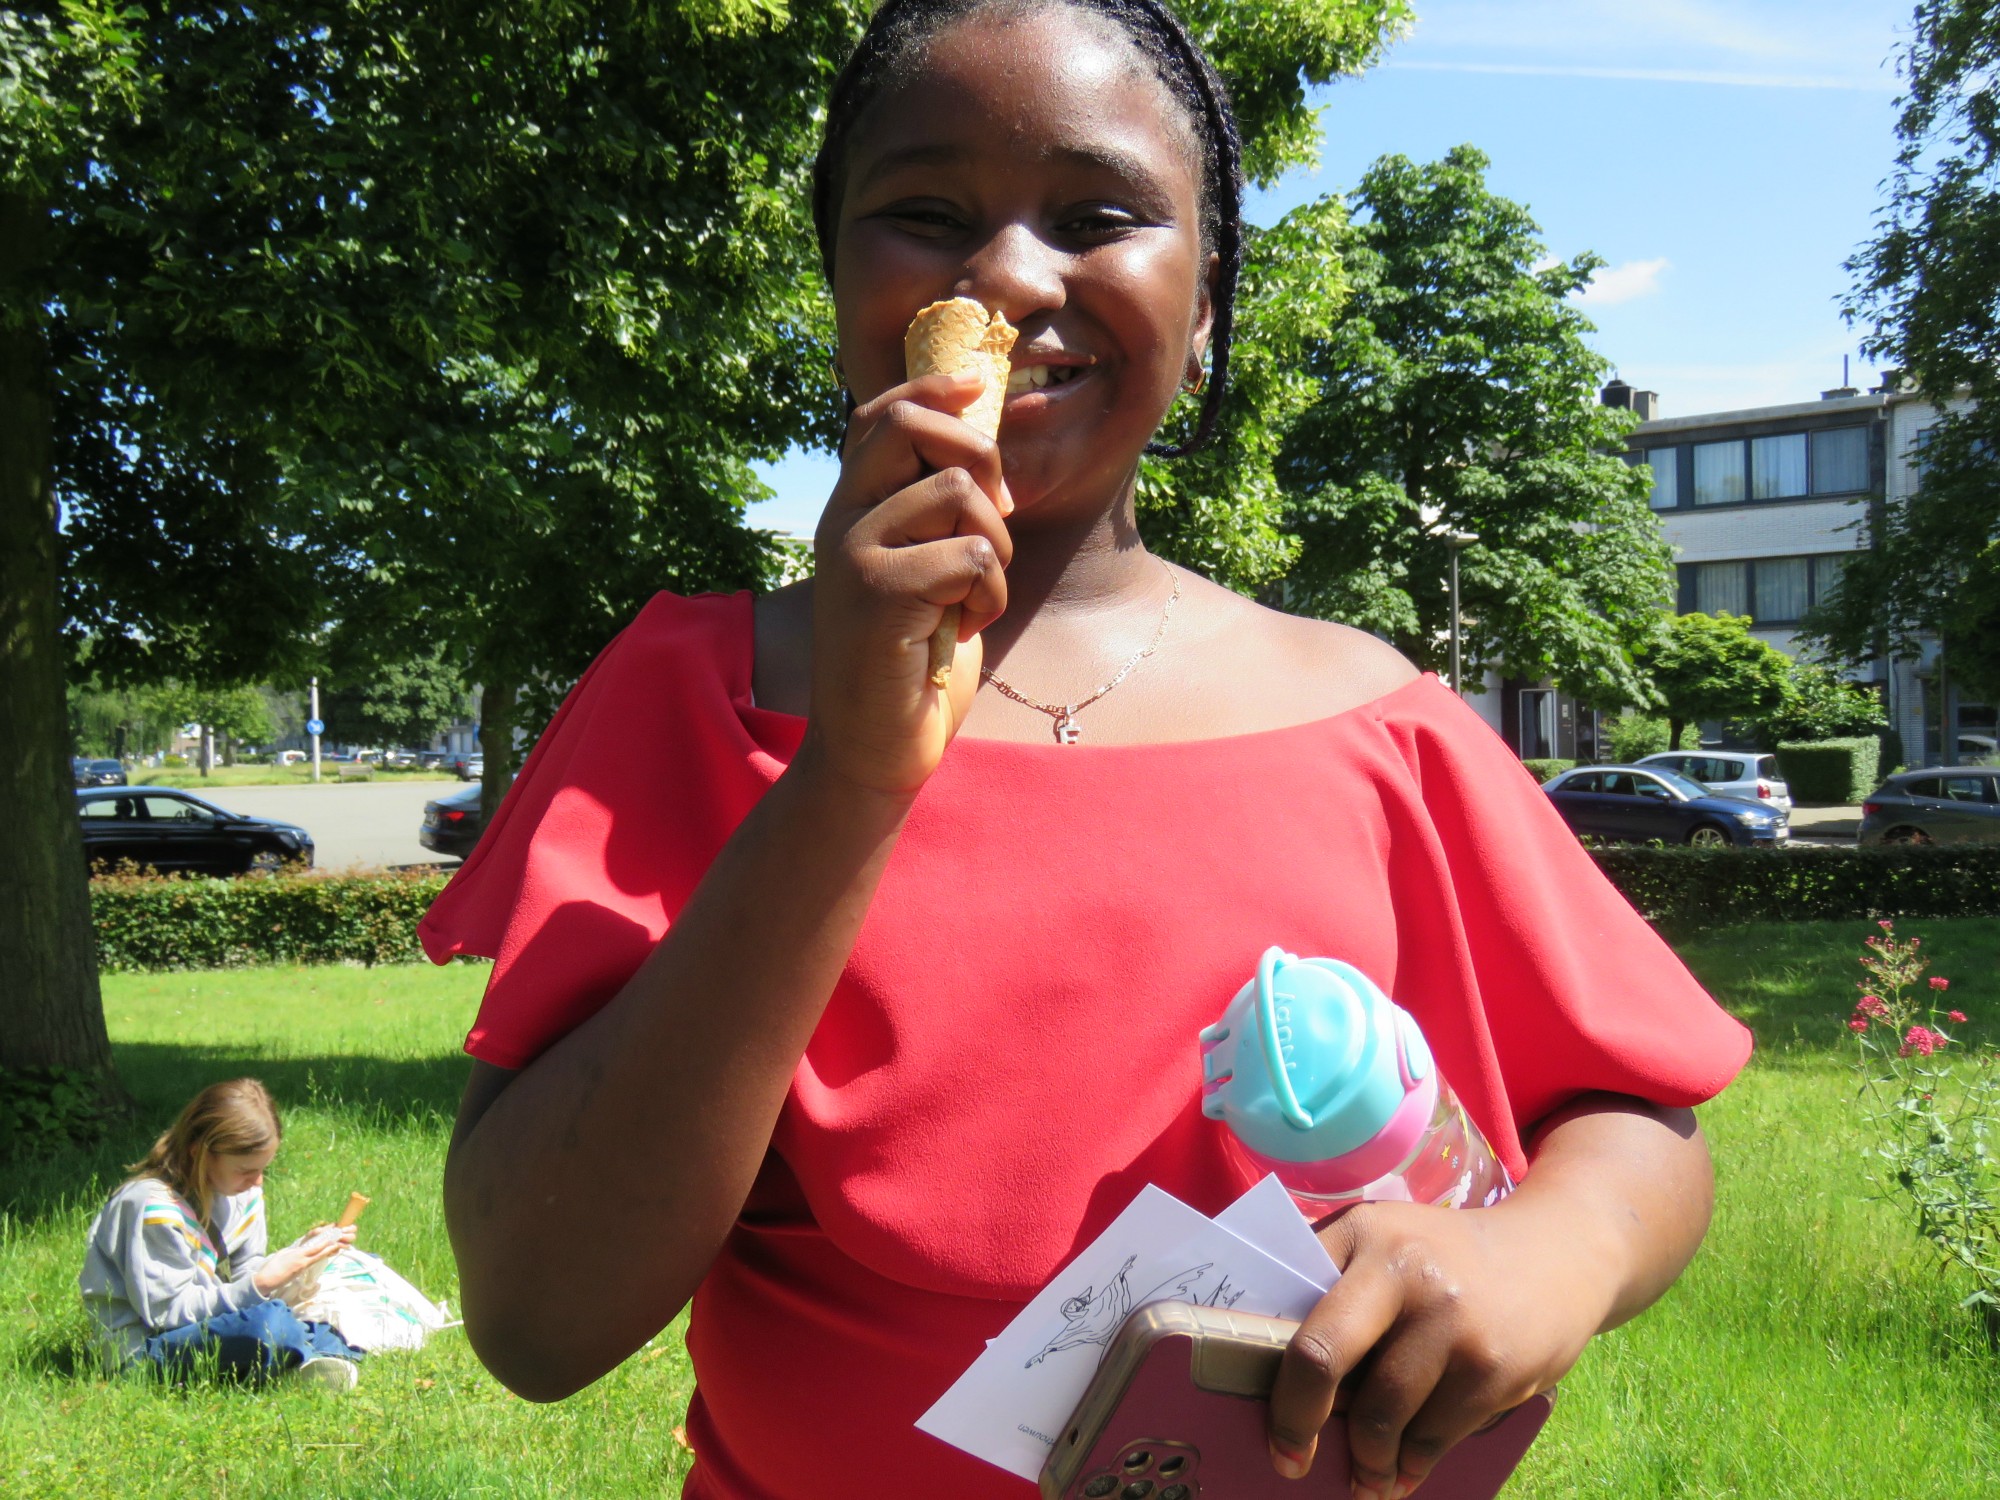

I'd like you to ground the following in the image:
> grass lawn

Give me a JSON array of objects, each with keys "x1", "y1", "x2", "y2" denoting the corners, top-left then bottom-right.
[
  {"x1": 131, "y1": 766, "x2": 457, "y2": 789},
  {"x1": 4, "y1": 922, "x2": 1998, "y2": 1496}
]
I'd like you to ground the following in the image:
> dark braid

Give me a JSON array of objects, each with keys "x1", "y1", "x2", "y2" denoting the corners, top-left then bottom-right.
[{"x1": 810, "y1": 0, "x2": 1244, "y2": 456}]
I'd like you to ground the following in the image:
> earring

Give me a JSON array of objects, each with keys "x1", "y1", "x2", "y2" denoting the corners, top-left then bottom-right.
[
  {"x1": 830, "y1": 352, "x2": 847, "y2": 388},
  {"x1": 1182, "y1": 361, "x2": 1207, "y2": 394}
]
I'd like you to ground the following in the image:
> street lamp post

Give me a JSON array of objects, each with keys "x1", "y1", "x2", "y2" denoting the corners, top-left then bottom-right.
[{"x1": 1446, "y1": 530, "x2": 1479, "y2": 694}]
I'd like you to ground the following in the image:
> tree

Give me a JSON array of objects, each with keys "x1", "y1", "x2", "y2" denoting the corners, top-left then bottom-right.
[
  {"x1": 1747, "y1": 660, "x2": 1888, "y2": 747},
  {"x1": 1823, "y1": 0, "x2": 2000, "y2": 700},
  {"x1": 3, "y1": 0, "x2": 1417, "y2": 1087},
  {"x1": 320, "y1": 645, "x2": 468, "y2": 752},
  {"x1": 1271, "y1": 147, "x2": 1672, "y2": 706},
  {"x1": 1639, "y1": 613, "x2": 1793, "y2": 751}
]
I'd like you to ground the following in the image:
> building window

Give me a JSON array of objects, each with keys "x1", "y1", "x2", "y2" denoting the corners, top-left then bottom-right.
[
  {"x1": 1813, "y1": 552, "x2": 1850, "y2": 607},
  {"x1": 1751, "y1": 433, "x2": 1808, "y2": 499},
  {"x1": 1693, "y1": 440, "x2": 1745, "y2": 505},
  {"x1": 1811, "y1": 426, "x2": 1869, "y2": 494},
  {"x1": 1754, "y1": 556, "x2": 1811, "y2": 622},
  {"x1": 1646, "y1": 449, "x2": 1678, "y2": 509},
  {"x1": 1693, "y1": 561, "x2": 1749, "y2": 615}
]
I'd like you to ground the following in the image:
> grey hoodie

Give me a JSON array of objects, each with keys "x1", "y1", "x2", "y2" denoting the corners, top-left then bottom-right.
[{"x1": 77, "y1": 1177, "x2": 270, "y2": 1366}]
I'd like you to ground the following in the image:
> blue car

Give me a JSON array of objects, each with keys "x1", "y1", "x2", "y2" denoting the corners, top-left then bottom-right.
[{"x1": 1542, "y1": 764, "x2": 1790, "y2": 848}]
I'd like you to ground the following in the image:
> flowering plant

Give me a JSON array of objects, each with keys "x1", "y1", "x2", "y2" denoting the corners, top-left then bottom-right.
[{"x1": 1845, "y1": 920, "x2": 1999, "y2": 1342}]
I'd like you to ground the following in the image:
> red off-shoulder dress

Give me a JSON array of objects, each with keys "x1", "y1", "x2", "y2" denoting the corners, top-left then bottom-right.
[{"x1": 420, "y1": 590, "x2": 1751, "y2": 1499}]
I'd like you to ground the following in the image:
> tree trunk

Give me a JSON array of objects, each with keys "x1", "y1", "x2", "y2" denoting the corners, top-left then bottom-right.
[
  {"x1": 477, "y1": 676, "x2": 517, "y2": 830},
  {"x1": 1668, "y1": 717, "x2": 1687, "y2": 751},
  {"x1": 0, "y1": 189, "x2": 120, "y2": 1092}
]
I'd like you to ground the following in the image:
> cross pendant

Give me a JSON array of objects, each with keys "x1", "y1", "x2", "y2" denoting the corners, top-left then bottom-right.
[{"x1": 1053, "y1": 714, "x2": 1081, "y2": 745}]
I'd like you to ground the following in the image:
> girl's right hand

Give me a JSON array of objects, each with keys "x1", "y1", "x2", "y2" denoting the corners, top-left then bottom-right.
[
  {"x1": 252, "y1": 1225, "x2": 356, "y2": 1294},
  {"x1": 808, "y1": 370, "x2": 1013, "y2": 797}
]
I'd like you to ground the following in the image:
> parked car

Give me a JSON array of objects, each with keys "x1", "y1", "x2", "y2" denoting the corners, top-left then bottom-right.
[
  {"x1": 277, "y1": 749, "x2": 308, "y2": 765},
  {"x1": 1634, "y1": 750, "x2": 1792, "y2": 814},
  {"x1": 1541, "y1": 764, "x2": 1790, "y2": 848},
  {"x1": 417, "y1": 750, "x2": 450, "y2": 770},
  {"x1": 73, "y1": 758, "x2": 127, "y2": 788},
  {"x1": 76, "y1": 789, "x2": 313, "y2": 874},
  {"x1": 1858, "y1": 766, "x2": 2000, "y2": 845},
  {"x1": 419, "y1": 781, "x2": 485, "y2": 859},
  {"x1": 452, "y1": 751, "x2": 484, "y2": 781}
]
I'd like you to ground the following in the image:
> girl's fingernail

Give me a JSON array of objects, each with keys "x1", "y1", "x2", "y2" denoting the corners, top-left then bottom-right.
[{"x1": 1270, "y1": 1438, "x2": 1311, "y2": 1479}]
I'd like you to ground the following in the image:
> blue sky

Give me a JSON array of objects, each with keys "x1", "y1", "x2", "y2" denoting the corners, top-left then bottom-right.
[{"x1": 747, "y1": 0, "x2": 1907, "y2": 537}]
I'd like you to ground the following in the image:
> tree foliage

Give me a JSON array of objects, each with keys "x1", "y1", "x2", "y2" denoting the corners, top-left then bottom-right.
[
  {"x1": 1826, "y1": 0, "x2": 2000, "y2": 698},
  {"x1": 320, "y1": 644, "x2": 468, "y2": 750},
  {"x1": 1272, "y1": 147, "x2": 1671, "y2": 705},
  {"x1": 1747, "y1": 659, "x2": 1888, "y2": 747},
  {"x1": 1638, "y1": 612, "x2": 1793, "y2": 751}
]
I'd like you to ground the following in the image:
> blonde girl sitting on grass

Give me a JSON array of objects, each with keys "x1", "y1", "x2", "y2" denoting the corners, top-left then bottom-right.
[{"x1": 78, "y1": 1078, "x2": 362, "y2": 1388}]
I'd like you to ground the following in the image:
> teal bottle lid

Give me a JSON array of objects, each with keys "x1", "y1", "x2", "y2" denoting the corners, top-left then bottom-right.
[{"x1": 1199, "y1": 947, "x2": 1432, "y2": 1164}]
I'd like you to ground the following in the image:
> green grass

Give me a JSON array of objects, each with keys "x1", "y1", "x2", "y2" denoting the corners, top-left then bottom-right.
[
  {"x1": 131, "y1": 765, "x2": 456, "y2": 789},
  {"x1": 5, "y1": 923, "x2": 1999, "y2": 1496}
]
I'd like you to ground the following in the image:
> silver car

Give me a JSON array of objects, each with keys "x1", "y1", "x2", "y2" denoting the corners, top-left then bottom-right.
[
  {"x1": 1858, "y1": 767, "x2": 2000, "y2": 845},
  {"x1": 1635, "y1": 750, "x2": 1792, "y2": 815}
]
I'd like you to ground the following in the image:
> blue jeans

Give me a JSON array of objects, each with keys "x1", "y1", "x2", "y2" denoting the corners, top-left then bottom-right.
[{"x1": 142, "y1": 1299, "x2": 363, "y2": 1383}]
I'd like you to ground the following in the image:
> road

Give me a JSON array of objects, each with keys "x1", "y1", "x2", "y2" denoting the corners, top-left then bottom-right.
[{"x1": 197, "y1": 781, "x2": 463, "y2": 871}]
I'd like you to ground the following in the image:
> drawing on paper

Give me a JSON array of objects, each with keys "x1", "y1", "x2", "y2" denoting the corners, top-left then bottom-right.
[{"x1": 1024, "y1": 1256, "x2": 1242, "y2": 1368}]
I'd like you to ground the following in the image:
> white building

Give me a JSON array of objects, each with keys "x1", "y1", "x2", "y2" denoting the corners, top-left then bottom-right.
[{"x1": 1620, "y1": 377, "x2": 1975, "y2": 768}]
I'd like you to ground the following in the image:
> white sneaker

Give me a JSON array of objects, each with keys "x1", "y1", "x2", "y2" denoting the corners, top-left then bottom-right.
[{"x1": 293, "y1": 1356, "x2": 359, "y2": 1392}]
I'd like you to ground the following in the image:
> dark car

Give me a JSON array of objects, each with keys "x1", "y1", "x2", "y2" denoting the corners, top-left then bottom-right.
[
  {"x1": 1541, "y1": 764, "x2": 1790, "y2": 848},
  {"x1": 77, "y1": 789, "x2": 314, "y2": 875},
  {"x1": 420, "y1": 781, "x2": 484, "y2": 859},
  {"x1": 73, "y1": 758, "x2": 127, "y2": 788},
  {"x1": 417, "y1": 750, "x2": 450, "y2": 770},
  {"x1": 1859, "y1": 766, "x2": 2000, "y2": 845}
]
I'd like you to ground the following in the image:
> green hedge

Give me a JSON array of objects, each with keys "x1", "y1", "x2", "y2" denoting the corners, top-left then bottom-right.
[
  {"x1": 1521, "y1": 758, "x2": 1577, "y2": 783},
  {"x1": 91, "y1": 870, "x2": 453, "y2": 972},
  {"x1": 1775, "y1": 737, "x2": 1880, "y2": 804},
  {"x1": 1591, "y1": 843, "x2": 2000, "y2": 941}
]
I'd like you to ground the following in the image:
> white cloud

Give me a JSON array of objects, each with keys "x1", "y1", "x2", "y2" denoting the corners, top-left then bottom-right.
[
  {"x1": 1383, "y1": 59, "x2": 1895, "y2": 93},
  {"x1": 1384, "y1": 0, "x2": 1900, "y2": 92},
  {"x1": 1578, "y1": 257, "x2": 1671, "y2": 307}
]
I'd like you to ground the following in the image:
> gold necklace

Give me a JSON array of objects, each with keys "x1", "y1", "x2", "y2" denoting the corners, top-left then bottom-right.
[{"x1": 978, "y1": 562, "x2": 1182, "y2": 744}]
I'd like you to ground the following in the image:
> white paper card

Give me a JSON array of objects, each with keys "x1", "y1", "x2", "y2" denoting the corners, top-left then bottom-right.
[
  {"x1": 916, "y1": 1184, "x2": 1327, "y2": 1481},
  {"x1": 1215, "y1": 1174, "x2": 1339, "y2": 1292}
]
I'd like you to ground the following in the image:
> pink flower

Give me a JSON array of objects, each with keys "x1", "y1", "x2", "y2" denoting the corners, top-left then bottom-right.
[
  {"x1": 1848, "y1": 1018, "x2": 1870, "y2": 1033},
  {"x1": 1857, "y1": 995, "x2": 1890, "y2": 1019},
  {"x1": 1950, "y1": 1011, "x2": 1967, "y2": 1025},
  {"x1": 1879, "y1": 920, "x2": 1895, "y2": 931},
  {"x1": 1931, "y1": 977, "x2": 1951, "y2": 992},
  {"x1": 1899, "y1": 1026, "x2": 1951, "y2": 1058}
]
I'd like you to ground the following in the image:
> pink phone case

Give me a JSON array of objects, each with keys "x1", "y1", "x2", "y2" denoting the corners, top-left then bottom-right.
[{"x1": 1040, "y1": 1303, "x2": 1553, "y2": 1500}]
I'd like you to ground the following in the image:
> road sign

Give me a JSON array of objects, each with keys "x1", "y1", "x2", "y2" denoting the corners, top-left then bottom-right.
[{"x1": 306, "y1": 718, "x2": 325, "y2": 737}]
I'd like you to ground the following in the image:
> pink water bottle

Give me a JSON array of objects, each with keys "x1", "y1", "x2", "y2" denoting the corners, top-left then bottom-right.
[{"x1": 1199, "y1": 948, "x2": 1511, "y2": 1215}]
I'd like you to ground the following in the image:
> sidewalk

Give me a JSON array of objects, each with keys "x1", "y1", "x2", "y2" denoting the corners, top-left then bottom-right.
[{"x1": 1788, "y1": 804, "x2": 1861, "y2": 844}]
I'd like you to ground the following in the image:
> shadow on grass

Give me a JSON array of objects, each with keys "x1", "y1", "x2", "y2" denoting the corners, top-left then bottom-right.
[
  {"x1": 1, "y1": 1043, "x2": 468, "y2": 1227},
  {"x1": 1675, "y1": 916, "x2": 2000, "y2": 1056}
]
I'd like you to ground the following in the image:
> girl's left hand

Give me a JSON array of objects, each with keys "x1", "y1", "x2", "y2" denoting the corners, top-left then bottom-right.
[{"x1": 1266, "y1": 1201, "x2": 1606, "y2": 1499}]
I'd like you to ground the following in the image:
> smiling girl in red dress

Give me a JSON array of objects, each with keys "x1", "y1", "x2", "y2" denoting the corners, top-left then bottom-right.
[{"x1": 427, "y1": 4, "x2": 1751, "y2": 1496}]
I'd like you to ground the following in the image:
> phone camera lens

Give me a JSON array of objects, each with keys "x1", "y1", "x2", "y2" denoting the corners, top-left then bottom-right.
[
  {"x1": 1122, "y1": 1452, "x2": 1151, "y2": 1472},
  {"x1": 1160, "y1": 1487, "x2": 1191, "y2": 1500},
  {"x1": 1120, "y1": 1484, "x2": 1154, "y2": 1500},
  {"x1": 1083, "y1": 1478, "x2": 1118, "y2": 1498},
  {"x1": 1157, "y1": 1458, "x2": 1185, "y2": 1476}
]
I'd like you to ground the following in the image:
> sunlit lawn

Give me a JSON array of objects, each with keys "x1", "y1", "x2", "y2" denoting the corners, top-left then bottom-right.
[{"x1": 3, "y1": 921, "x2": 1997, "y2": 1496}]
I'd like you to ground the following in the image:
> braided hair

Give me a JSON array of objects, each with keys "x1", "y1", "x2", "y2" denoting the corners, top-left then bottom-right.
[{"x1": 810, "y1": 0, "x2": 1244, "y2": 457}]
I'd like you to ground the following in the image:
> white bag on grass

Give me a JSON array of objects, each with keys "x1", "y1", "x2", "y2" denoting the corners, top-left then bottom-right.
[{"x1": 287, "y1": 1248, "x2": 456, "y2": 1353}]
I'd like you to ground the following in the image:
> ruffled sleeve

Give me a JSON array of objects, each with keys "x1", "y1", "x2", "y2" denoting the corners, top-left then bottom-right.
[
  {"x1": 418, "y1": 592, "x2": 779, "y2": 1069},
  {"x1": 1377, "y1": 685, "x2": 1752, "y2": 1178}
]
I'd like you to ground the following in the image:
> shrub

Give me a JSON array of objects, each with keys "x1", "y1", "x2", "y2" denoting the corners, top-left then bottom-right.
[
  {"x1": 1842, "y1": 921, "x2": 1998, "y2": 1344},
  {"x1": 160, "y1": 754, "x2": 187, "y2": 768},
  {"x1": 90, "y1": 869, "x2": 452, "y2": 971},
  {"x1": 1606, "y1": 713, "x2": 1670, "y2": 762},
  {"x1": 1776, "y1": 737, "x2": 1880, "y2": 803},
  {"x1": 1591, "y1": 842, "x2": 2000, "y2": 940},
  {"x1": 1521, "y1": 758, "x2": 1576, "y2": 783},
  {"x1": 0, "y1": 1066, "x2": 107, "y2": 1158},
  {"x1": 1748, "y1": 660, "x2": 1888, "y2": 746}
]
